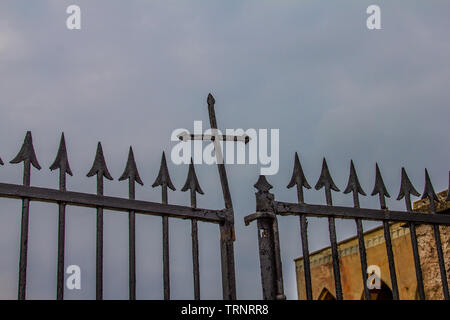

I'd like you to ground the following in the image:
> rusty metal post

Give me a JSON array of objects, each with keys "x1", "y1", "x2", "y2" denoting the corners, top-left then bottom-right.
[{"x1": 245, "y1": 175, "x2": 285, "y2": 300}]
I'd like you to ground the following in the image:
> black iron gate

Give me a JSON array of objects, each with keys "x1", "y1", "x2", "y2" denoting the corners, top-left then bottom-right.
[
  {"x1": 245, "y1": 153, "x2": 450, "y2": 300},
  {"x1": 0, "y1": 94, "x2": 237, "y2": 300}
]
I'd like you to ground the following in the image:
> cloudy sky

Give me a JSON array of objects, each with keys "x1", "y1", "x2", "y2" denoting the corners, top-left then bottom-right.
[{"x1": 0, "y1": 0, "x2": 449, "y2": 300}]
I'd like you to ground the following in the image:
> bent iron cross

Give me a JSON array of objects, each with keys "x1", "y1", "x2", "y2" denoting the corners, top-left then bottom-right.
[{"x1": 178, "y1": 93, "x2": 250, "y2": 300}]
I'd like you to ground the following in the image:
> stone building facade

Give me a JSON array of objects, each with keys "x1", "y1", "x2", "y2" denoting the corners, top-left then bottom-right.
[{"x1": 294, "y1": 190, "x2": 450, "y2": 300}]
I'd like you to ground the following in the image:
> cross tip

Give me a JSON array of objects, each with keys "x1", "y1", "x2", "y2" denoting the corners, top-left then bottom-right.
[{"x1": 207, "y1": 93, "x2": 215, "y2": 105}]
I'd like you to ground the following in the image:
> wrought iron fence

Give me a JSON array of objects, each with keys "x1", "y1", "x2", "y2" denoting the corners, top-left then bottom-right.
[
  {"x1": 245, "y1": 153, "x2": 450, "y2": 300},
  {"x1": 0, "y1": 94, "x2": 237, "y2": 300}
]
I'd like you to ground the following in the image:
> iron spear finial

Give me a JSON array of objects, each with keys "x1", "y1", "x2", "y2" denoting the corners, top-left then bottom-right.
[
  {"x1": 87, "y1": 142, "x2": 113, "y2": 180},
  {"x1": 10, "y1": 131, "x2": 41, "y2": 170},
  {"x1": 152, "y1": 152, "x2": 176, "y2": 191},
  {"x1": 371, "y1": 163, "x2": 390, "y2": 209},
  {"x1": 287, "y1": 152, "x2": 311, "y2": 190},
  {"x1": 343, "y1": 160, "x2": 366, "y2": 196},
  {"x1": 287, "y1": 152, "x2": 311, "y2": 204},
  {"x1": 181, "y1": 159, "x2": 204, "y2": 195},
  {"x1": 315, "y1": 158, "x2": 339, "y2": 192},
  {"x1": 397, "y1": 167, "x2": 420, "y2": 201},
  {"x1": 421, "y1": 169, "x2": 438, "y2": 203},
  {"x1": 119, "y1": 146, "x2": 143, "y2": 186},
  {"x1": 50, "y1": 132, "x2": 73, "y2": 176}
]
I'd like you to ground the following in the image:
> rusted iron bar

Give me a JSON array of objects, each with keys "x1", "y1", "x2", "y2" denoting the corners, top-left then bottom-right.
[
  {"x1": 49, "y1": 133, "x2": 73, "y2": 300},
  {"x1": 206, "y1": 94, "x2": 236, "y2": 300},
  {"x1": 181, "y1": 159, "x2": 204, "y2": 300},
  {"x1": 87, "y1": 142, "x2": 113, "y2": 300},
  {"x1": 371, "y1": 163, "x2": 399, "y2": 299},
  {"x1": 422, "y1": 169, "x2": 449, "y2": 300},
  {"x1": 119, "y1": 147, "x2": 143, "y2": 300},
  {"x1": 246, "y1": 176, "x2": 285, "y2": 300},
  {"x1": 343, "y1": 160, "x2": 370, "y2": 300},
  {"x1": 10, "y1": 131, "x2": 41, "y2": 300},
  {"x1": 274, "y1": 202, "x2": 450, "y2": 225},
  {"x1": 315, "y1": 158, "x2": 343, "y2": 300},
  {"x1": 152, "y1": 152, "x2": 176, "y2": 300},
  {"x1": 0, "y1": 183, "x2": 224, "y2": 223},
  {"x1": 287, "y1": 153, "x2": 312, "y2": 300},
  {"x1": 397, "y1": 167, "x2": 425, "y2": 300}
]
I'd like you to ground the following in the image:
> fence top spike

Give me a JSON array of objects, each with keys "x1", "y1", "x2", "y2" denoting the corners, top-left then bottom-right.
[
  {"x1": 396, "y1": 167, "x2": 419, "y2": 200},
  {"x1": 181, "y1": 158, "x2": 204, "y2": 195},
  {"x1": 343, "y1": 160, "x2": 366, "y2": 196},
  {"x1": 421, "y1": 168, "x2": 438, "y2": 202},
  {"x1": 287, "y1": 152, "x2": 311, "y2": 190},
  {"x1": 10, "y1": 131, "x2": 41, "y2": 170},
  {"x1": 207, "y1": 93, "x2": 215, "y2": 105},
  {"x1": 314, "y1": 157, "x2": 339, "y2": 192},
  {"x1": 152, "y1": 152, "x2": 176, "y2": 191},
  {"x1": 49, "y1": 132, "x2": 73, "y2": 176},
  {"x1": 119, "y1": 146, "x2": 143, "y2": 185},
  {"x1": 371, "y1": 163, "x2": 390, "y2": 198},
  {"x1": 86, "y1": 142, "x2": 113, "y2": 180},
  {"x1": 254, "y1": 175, "x2": 273, "y2": 192}
]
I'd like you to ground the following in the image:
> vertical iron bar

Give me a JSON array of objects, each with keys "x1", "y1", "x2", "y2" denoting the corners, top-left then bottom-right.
[
  {"x1": 325, "y1": 188, "x2": 343, "y2": 300},
  {"x1": 351, "y1": 190, "x2": 369, "y2": 300},
  {"x1": 96, "y1": 174, "x2": 104, "y2": 300},
  {"x1": 429, "y1": 199, "x2": 449, "y2": 300},
  {"x1": 162, "y1": 187, "x2": 170, "y2": 300},
  {"x1": 207, "y1": 94, "x2": 236, "y2": 300},
  {"x1": 18, "y1": 160, "x2": 30, "y2": 300},
  {"x1": 129, "y1": 181, "x2": 136, "y2": 300},
  {"x1": 404, "y1": 193, "x2": 425, "y2": 300},
  {"x1": 379, "y1": 193, "x2": 399, "y2": 300},
  {"x1": 295, "y1": 186, "x2": 312, "y2": 300},
  {"x1": 190, "y1": 189, "x2": 200, "y2": 300},
  {"x1": 56, "y1": 168, "x2": 66, "y2": 300}
]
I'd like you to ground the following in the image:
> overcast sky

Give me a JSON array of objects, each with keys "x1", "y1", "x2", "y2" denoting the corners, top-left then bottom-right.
[{"x1": 0, "y1": 0, "x2": 449, "y2": 300}]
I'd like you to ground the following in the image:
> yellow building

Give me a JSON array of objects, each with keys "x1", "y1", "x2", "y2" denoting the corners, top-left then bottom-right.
[{"x1": 294, "y1": 190, "x2": 450, "y2": 300}]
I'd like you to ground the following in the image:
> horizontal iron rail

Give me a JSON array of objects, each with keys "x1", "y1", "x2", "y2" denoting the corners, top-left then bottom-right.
[
  {"x1": 274, "y1": 201, "x2": 450, "y2": 225},
  {"x1": 0, "y1": 183, "x2": 225, "y2": 223}
]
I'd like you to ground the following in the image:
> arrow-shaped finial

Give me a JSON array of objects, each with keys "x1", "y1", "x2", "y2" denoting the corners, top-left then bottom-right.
[
  {"x1": 315, "y1": 158, "x2": 339, "y2": 191},
  {"x1": 10, "y1": 131, "x2": 41, "y2": 170},
  {"x1": 119, "y1": 147, "x2": 143, "y2": 185},
  {"x1": 181, "y1": 159, "x2": 204, "y2": 195},
  {"x1": 287, "y1": 152, "x2": 311, "y2": 189},
  {"x1": 343, "y1": 160, "x2": 366, "y2": 207},
  {"x1": 254, "y1": 175, "x2": 273, "y2": 192},
  {"x1": 397, "y1": 167, "x2": 420, "y2": 201},
  {"x1": 344, "y1": 160, "x2": 366, "y2": 196},
  {"x1": 50, "y1": 132, "x2": 73, "y2": 176},
  {"x1": 152, "y1": 152, "x2": 175, "y2": 191},
  {"x1": 315, "y1": 158, "x2": 339, "y2": 206},
  {"x1": 421, "y1": 169, "x2": 438, "y2": 203},
  {"x1": 371, "y1": 163, "x2": 390, "y2": 209},
  {"x1": 207, "y1": 93, "x2": 215, "y2": 105},
  {"x1": 87, "y1": 142, "x2": 113, "y2": 180},
  {"x1": 287, "y1": 153, "x2": 311, "y2": 204}
]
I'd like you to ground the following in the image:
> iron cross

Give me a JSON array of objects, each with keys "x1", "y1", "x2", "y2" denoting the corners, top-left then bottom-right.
[{"x1": 178, "y1": 93, "x2": 249, "y2": 299}]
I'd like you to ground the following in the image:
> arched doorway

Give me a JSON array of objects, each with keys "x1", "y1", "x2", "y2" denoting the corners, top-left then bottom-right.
[
  {"x1": 361, "y1": 280, "x2": 394, "y2": 300},
  {"x1": 318, "y1": 288, "x2": 336, "y2": 300}
]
